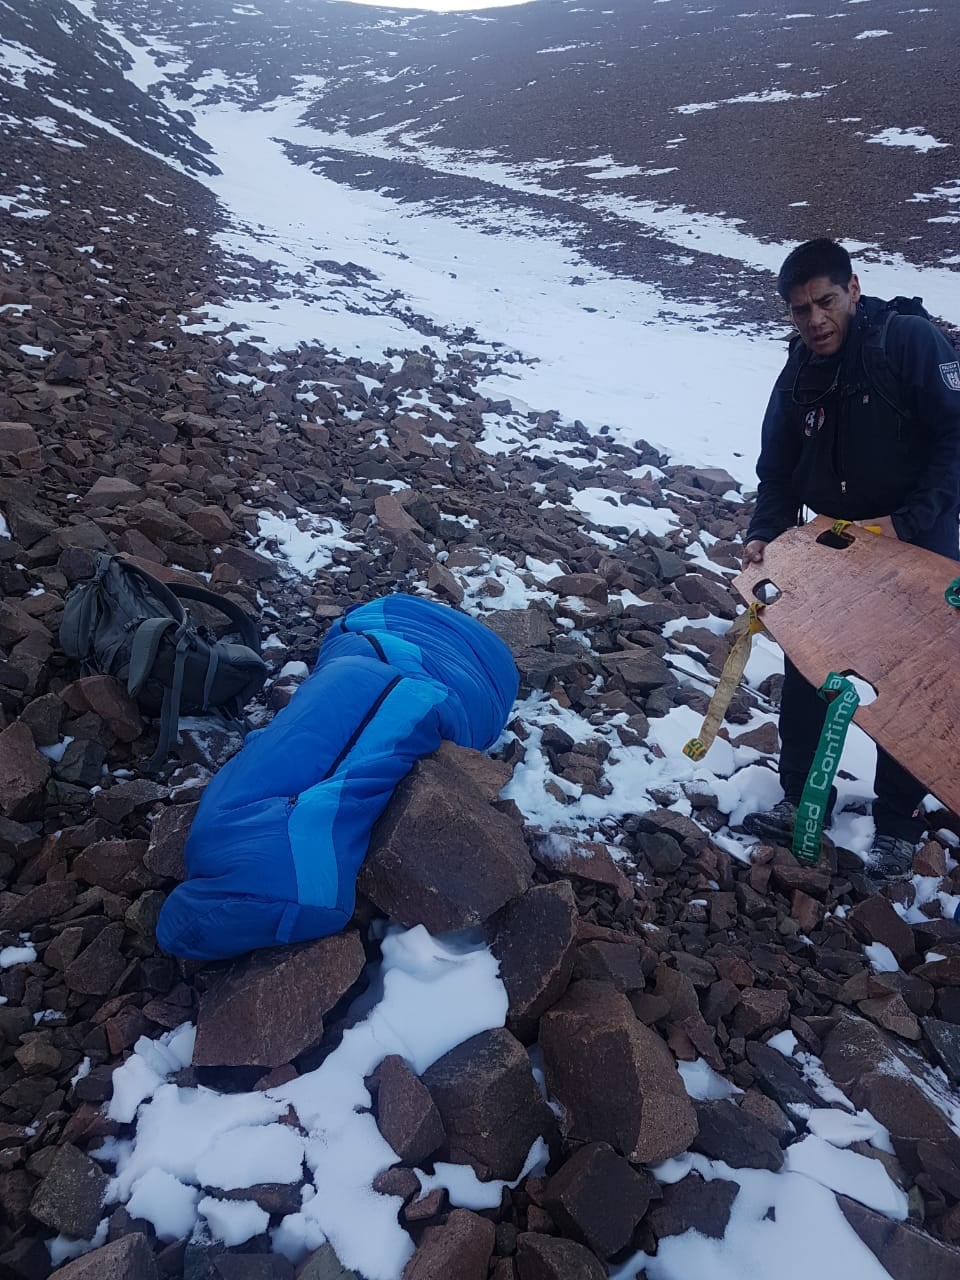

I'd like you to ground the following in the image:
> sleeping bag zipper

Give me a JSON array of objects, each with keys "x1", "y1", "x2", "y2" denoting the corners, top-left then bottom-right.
[{"x1": 322, "y1": 674, "x2": 402, "y2": 781}]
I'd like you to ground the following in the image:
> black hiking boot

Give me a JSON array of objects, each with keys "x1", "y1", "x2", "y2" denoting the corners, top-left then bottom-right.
[
  {"x1": 743, "y1": 800, "x2": 797, "y2": 843},
  {"x1": 864, "y1": 834, "x2": 916, "y2": 885}
]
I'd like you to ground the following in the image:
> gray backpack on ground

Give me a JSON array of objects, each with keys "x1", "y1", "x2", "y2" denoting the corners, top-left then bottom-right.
[{"x1": 60, "y1": 554, "x2": 268, "y2": 770}]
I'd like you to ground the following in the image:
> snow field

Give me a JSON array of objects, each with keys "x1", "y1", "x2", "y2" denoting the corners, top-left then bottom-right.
[{"x1": 88, "y1": 928, "x2": 511, "y2": 1276}]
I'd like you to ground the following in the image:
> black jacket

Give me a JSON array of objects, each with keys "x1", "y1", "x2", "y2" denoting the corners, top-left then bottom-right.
[{"x1": 747, "y1": 296, "x2": 960, "y2": 560}]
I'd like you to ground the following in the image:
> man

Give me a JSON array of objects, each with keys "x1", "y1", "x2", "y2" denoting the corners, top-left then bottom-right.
[{"x1": 742, "y1": 238, "x2": 960, "y2": 882}]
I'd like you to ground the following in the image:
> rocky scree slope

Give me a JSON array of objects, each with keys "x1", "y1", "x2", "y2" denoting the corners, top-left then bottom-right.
[{"x1": 2, "y1": 91, "x2": 960, "y2": 1280}]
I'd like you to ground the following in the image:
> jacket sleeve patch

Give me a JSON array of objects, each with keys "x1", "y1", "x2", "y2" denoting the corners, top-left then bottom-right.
[{"x1": 940, "y1": 361, "x2": 960, "y2": 392}]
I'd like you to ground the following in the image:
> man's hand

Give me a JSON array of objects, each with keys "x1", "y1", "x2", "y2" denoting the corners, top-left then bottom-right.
[
  {"x1": 862, "y1": 516, "x2": 900, "y2": 539},
  {"x1": 742, "y1": 539, "x2": 768, "y2": 565}
]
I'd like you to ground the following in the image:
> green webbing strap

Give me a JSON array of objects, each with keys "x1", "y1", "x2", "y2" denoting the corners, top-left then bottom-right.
[
  {"x1": 793, "y1": 672, "x2": 860, "y2": 866},
  {"x1": 946, "y1": 577, "x2": 960, "y2": 608}
]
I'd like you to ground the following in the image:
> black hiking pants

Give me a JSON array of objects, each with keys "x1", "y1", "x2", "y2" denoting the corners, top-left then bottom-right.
[{"x1": 778, "y1": 657, "x2": 926, "y2": 843}]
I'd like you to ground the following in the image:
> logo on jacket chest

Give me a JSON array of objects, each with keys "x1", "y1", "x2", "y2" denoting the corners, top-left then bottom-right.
[
  {"x1": 804, "y1": 406, "x2": 827, "y2": 437},
  {"x1": 940, "y1": 361, "x2": 960, "y2": 392}
]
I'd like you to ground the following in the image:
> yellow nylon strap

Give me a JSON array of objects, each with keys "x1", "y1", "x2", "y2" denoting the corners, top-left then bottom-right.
[
  {"x1": 831, "y1": 518, "x2": 882, "y2": 537},
  {"x1": 683, "y1": 603, "x2": 765, "y2": 762}
]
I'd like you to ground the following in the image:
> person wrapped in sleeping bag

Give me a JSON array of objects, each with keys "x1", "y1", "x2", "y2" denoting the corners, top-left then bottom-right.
[{"x1": 155, "y1": 594, "x2": 519, "y2": 961}]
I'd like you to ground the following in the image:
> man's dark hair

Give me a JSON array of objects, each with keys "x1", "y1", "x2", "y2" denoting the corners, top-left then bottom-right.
[{"x1": 777, "y1": 238, "x2": 853, "y2": 302}]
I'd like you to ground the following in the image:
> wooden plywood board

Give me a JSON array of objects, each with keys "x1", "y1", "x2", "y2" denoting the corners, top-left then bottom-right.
[{"x1": 734, "y1": 515, "x2": 960, "y2": 816}]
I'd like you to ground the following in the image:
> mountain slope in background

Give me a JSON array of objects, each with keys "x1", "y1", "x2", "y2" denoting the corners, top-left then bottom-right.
[
  {"x1": 0, "y1": 0, "x2": 217, "y2": 173},
  {"x1": 5, "y1": 0, "x2": 960, "y2": 323}
]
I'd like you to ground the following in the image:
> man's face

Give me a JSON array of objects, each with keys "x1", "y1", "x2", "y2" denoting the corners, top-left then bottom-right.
[{"x1": 787, "y1": 273, "x2": 861, "y2": 356}]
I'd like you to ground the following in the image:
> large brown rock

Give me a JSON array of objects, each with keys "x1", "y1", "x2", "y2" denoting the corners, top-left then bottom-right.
[
  {"x1": 516, "y1": 1233, "x2": 606, "y2": 1280},
  {"x1": 193, "y1": 933, "x2": 365, "y2": 1068},
  {"x1": 914, "y1": 956, "x2": 960, "y2": 986},
  {"x1": 745, "y1": 1041, "x2": 824, "y2": 1112},
  {"x1": 94, "y1": 778, "x2": 167, "y2": 823},
  {"x1": 49, "y1": 1233, "x2": 158, "y2": 1279},
  {"x1": 635, "y1": 808, "x2": 708, "y2": 852},
  {"x1": 144, "y1": 802, "x2": 199, "y2": 880},
  {"x1": 0, "y1": 815, "x2": 41, "y2": 864},
  {"x1": 653, "y1": 964, "x2": 724, "y2": 1072},
  {"x1": 837, "y1": 1195, "x2": 960, "y2": 1280},
  {"x1": 374, "y1": 494, "x2": 423, "y2": 537},
  {"x1": 652, "y1": 964, "x2": 698, "y2": 1021},
  {"x1": 425, "y1": 563, "x2": 463, "y2": 604},
  {"x1": 647, "y1": 1173, "x2": 739, "y2": 1241},
  {"x1": 822, "y1": 1014, "x2": 960, "y2": 1178},
  {"x1": 529, "y1": 832, "x2": 634, "y2": 901},
  {"x1": 421, "y1": 1028, "x2": 552, "y2": 1180},
  {"x1": 847, "y1": 896, "x2": 917, "y2": 967},
  {"x1": 539, "y1": 980, "x2": 697, "y2": 1163},
  {"x1": 374, "y1": 1055, "x2": 445, "y2": 1166},
  {"x1": 824, "y1": 1011, "x2": 938, "y2": 1097},
  {"x1": 858, "y1": 992, "x2": 920, "y2": 1041},
  {"x1": 740, "y1": 1088, "x2": 795, "y2": 1145},
  {"x1": 0, "y1": 422, "x2": 40, "y2": 458},
  {"x1": 30, "y1": 1144, "x2": 108, "y2": 1239},
  {"x1": 187, "y1": 505, "x2": 234, "y2": 542},
  {"x1": 3, "y1": 499, "x2": 56, "y2": 548},
  {"x1": 692, "y1": 1100, "x2": 784, "y2": 1171},
  {"x1": 359, "y1": 748, "x2": 533, "y2": 934},
  {"x1": 599, "y1": 649, "x2": 675, "y2": 694},
  {"x1": 402, "y1": 1208, "x2": 494, "y2": 1280},
  {"x1": 64, "y1": 923, "x2": 128, "y2": 996},
  {"x1": 542, "y1": 1142, "x2": 654, "y2": 1258},
  {"x1": 680, "y1": 466, "x2": 739, "y2": 496},
  {"x1": 83, "y1": 476, "x2": 143, "y2": 508},
  {"x1": 576, "y1": 940, "x2": 649, "y2": 995},
  {"x1": 551, "y1": 573, "x2": 608, "y2": 602},
  {"x1": 296, "y1": 1244, "x2": 357, "y2": 1279},
  {"x1": 769, "y1": 857, "x2": 831, "y2": 899},
  {"x1": 0, "y1": 881, "x2": 78, "y2": 931},
  {"x1": 430, "y1": 740, "x2": 512, "y2": 801},
  {"x1": 128, "y1": 498, "x2": 199, "y2": 546},
  {"x1": 0, "y1": 721, "x2": 50, "y2": 820},
  {"x1": 733, "y1": 987, "x2": 790, "y2": 1038},
  {"x1": 482, "y1": 609, "x2": 552, "y2": 651},
  {"x1": 489, "y1": 882, "x2": 579, "y2": 1042},
  {"x1": 923, "y1": 1019, "x2": 960, "y2": 1085},
  {"x1": 72, "y1": 839, "x2": 156, "y2": 896},
  {"x1": 0, "y1": 601, "x2": 50, "y2": 648},
  {"x1": 856, "y1": 1072, "x2": 960, "y2": 1171},
  {"x1": 674, "y1": 573, "x2": 738, "y2": 620},
  {"x1": 216, "y1": 544, "x2": 277, "y2": 580},
  {"x1": 61, "y1": 675, "x2": 143, "y2": 742}
]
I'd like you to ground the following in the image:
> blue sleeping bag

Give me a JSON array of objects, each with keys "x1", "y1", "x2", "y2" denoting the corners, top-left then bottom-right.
[{"x1": 156, "y1": 594, "x2": 519, "y2": 961}]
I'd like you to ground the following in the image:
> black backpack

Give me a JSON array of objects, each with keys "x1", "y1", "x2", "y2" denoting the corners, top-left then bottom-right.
[
  {"x1": 60, "y1": 555, "x2": 268, "y2": 770},
  {"x1": 860, "y1": 295, "x2": 932, "y2": 419}
]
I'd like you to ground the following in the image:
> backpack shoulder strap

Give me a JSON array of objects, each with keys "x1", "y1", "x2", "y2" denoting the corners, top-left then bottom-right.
[
  {"x1": 127, "y1": 616, "x2": 182, "y2": 696},
  {"x1": 168, "y1": 582, "x2": 261, "y2": 654},
  {"x1": 146, "y1": 631, "x2": 193, "y2": 774},
  {"x1": 861, "y1": 306, "x2": 909, "y2": 418},
  {"x1": 774, "y1": 334, "x2": 806, "y2": 392}
]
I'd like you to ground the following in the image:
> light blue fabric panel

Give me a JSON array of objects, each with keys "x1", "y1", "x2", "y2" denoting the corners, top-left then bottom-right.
[{"x1": 287, "y1": 675, "x2": 447, "y2": 908}]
